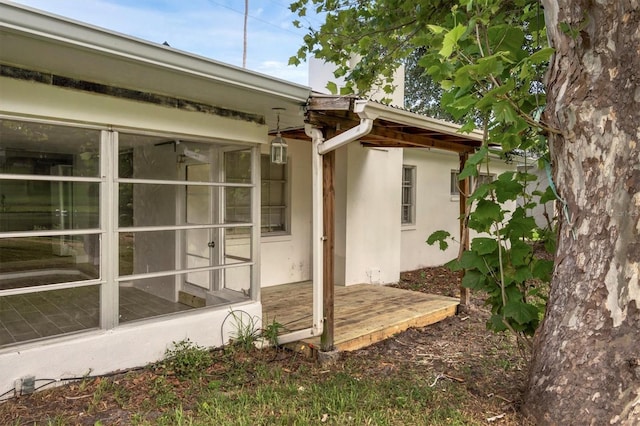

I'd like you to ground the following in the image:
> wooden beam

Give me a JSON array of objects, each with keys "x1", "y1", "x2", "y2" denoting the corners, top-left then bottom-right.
[
  {"x1": 307, "y1": 96, "x2": 353, "y2": 111},
  {"x1": 321, "y1": 148, "x2": 336, "y2": 351},
  {"x1": 458, "y1": 152, "x2": 471, "y2": 307}
]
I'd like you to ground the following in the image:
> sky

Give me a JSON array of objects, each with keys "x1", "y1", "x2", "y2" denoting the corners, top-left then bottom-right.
[{"x1": 11, "y1": 0, "x2": 323, "y2": 85}]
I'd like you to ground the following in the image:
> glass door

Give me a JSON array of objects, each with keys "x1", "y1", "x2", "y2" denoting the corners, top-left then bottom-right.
[{"x1": 184, "y1": 162, "x2": 218, "y2": 291}]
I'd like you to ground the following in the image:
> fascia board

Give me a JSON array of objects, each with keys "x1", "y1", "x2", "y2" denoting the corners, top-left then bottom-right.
[
  {"x1": 0, "y1": 2, "x2": 311, "y2": 103},
  {"x1": 354, "y1": 99, "x2": 484, "y2": 142}
]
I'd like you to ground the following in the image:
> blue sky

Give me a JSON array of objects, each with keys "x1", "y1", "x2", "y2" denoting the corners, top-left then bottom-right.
[{"x1": 12, "y1": 0, "x2": 323, "y2": 85}]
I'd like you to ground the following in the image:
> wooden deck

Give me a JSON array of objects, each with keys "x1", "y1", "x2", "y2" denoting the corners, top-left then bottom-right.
[{"x1": 261, "y1": 282, "x2": 459, "y2": 355}]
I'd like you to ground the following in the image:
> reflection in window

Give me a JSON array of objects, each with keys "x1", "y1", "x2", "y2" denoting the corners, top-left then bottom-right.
[
  {"x1": 261, "y1": 154, "x2": 287, "y2": 234},
  {"x1": 401, "y1": 166, "x2": 416, "y2": 225}
]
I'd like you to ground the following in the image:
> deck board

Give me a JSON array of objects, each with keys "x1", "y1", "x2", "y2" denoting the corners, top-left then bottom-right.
[{"x1": 262, "y1": 282, "x2": 458, "y2": 355}]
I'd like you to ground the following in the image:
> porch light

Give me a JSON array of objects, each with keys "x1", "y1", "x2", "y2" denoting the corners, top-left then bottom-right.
[{"x1": 270, "y1": 108, "x2": 287, "y2": 164}]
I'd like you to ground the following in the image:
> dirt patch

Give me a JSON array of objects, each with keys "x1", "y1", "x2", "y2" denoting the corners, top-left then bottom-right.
[{"x1": 0, "y1": 267, "x2": 534, "y2": 425}]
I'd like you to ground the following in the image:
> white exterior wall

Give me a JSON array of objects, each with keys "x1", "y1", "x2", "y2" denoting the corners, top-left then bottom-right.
[
  {"x1": 335, "y1": 144, "x2": 403, "y2": 285},
  {"x1": 0, "y1": 77, "x2": 267, "y2": 393},
  {"x1": 0, "y1": 303, "x2": 261, "y2": 394},
  {"x1": 259, "y1": 138, "x2": 313, "y2": 286},
  {"x1": 309, "y1": 57, "x2": 405, "y2": 106},
  {"x1": 400, "y1": 148, "x2": 517, "y2": 272},
  {"x1": 400, "y1": 149, "x2": 462, "y2": 270}
]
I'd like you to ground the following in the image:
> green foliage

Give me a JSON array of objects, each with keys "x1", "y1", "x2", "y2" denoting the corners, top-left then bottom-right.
[
  {"x1": 261, "y1": 317, "x2": 286, "y2": 347},
  {"x1": 162, "y1": 339, "x2": 211, "y2": 380},
  {"x1": 227, "y1": 310, "x2": 261, "y2": 351},
  {"x1": 292, "y1": 0, "x2": 558, "y2": 344}
]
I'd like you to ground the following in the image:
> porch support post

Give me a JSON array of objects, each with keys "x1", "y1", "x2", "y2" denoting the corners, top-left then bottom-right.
[
  {"x1": 320, "y1": 148, "x2": 335, "y2": 351},
  {"x1": 458, "y1": 152, "x2": 471, "y2": 307}
]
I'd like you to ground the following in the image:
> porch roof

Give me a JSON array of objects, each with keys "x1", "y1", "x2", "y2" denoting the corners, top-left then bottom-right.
[{"x1": 282, "y1": 95, "x2": 484, "y2": 154}]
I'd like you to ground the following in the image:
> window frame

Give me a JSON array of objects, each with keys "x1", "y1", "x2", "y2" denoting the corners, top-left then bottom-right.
[
  {"x1": 260, "y1": 154, "x2": 290, "y2": 236},
  {"x1": 450, "y1": 170, "x2": 496, "y2": 196},
  {"x1": 401, "y1": 165, "x2": 416, "y2": 226}
]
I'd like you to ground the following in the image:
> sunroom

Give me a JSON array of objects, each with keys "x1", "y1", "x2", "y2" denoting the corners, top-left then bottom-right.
[
  {"x1": 0, "y1": 1, "x2": 310, "y2": 392},
  {"x1": 1, "y1": 120, "x2": 260, "y2": 341}
]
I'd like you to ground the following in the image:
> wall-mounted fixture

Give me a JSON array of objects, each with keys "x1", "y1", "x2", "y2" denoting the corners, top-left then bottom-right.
[{"x1": 270, "y1": 108, "x2": 287, "y2": 164}]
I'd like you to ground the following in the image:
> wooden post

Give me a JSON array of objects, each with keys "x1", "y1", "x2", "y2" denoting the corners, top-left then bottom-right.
[
  {"x1": 458, "y1": 152, "x2": 471, "y2": 307},
  {"x1": 320, "y1": 149, "x2": 335, "y2": 351}
]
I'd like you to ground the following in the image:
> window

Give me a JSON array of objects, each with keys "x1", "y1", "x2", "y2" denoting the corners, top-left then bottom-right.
[
  {"x1": 450, "y1": 170, "x2": 495, "y2": 196},
  {"x1": 401, "y1": 166, "x2": 416, "y2": 225},
  {"x1": 261, "y1": 155, "x2": 288, "y2": 234},
  {"x1": 0, "y1": 118, "x2": 260, "y2": 347}
]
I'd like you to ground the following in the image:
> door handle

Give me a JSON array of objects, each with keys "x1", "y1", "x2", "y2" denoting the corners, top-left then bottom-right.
[{"x1": 208, "y1": 241, "x2": 215, "y2": 248}]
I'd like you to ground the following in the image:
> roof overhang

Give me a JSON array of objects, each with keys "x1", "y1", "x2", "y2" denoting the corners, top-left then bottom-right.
[
  {"x1": 0, "y1": 2, "x2": 311, "y2": 131},
  {"x1": 285, "y1": 95, "x2": 483, "y2": 154}
]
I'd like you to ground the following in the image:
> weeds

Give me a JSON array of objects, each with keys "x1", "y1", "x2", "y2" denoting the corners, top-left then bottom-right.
[{"x1": 161, "y1": 339, "x2": 211, "y2": 380}]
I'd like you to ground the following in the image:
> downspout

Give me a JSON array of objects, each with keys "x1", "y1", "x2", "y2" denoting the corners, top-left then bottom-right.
[
  {"x1": 276, "y1": 125, "x2": 325, "y2": 345},
  {"x1": 275, "y1": 102, "x2": 376, "y2": 347},
  {"x1": 317, "y1": 101, "x2": 377, "y2": 155}
]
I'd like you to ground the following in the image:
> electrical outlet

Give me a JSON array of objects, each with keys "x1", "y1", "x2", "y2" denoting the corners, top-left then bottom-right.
[{"x1": 20, "y1": 375, "x2": 35, "y2": 395}]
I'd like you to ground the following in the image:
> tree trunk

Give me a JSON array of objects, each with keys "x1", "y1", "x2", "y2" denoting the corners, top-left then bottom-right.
[{"x1": 525, "y1": 1, "x2": 640, "y2": 424}]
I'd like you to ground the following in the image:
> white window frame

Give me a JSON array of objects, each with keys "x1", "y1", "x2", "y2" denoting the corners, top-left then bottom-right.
[
  {"x1": 261, "y1": 154, "x2": 289, "y2": 236},
  {"x1": 450, "y1": 170, "x2": 496, "y2": 196},
  {"x1": 401, "y1": 165, "x2": 416, "y2": 226}
]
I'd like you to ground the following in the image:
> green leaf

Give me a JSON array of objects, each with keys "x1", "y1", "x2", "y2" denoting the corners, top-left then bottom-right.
[
  {"x1": 427, "y1": 24, "x2": 446, "y2": 35},
  {"x1": 440, "y1": 24, "x2": 468, "y2": 58},
  {"x1": 326, "y1": 81, "x2": 338, "y2": 95},
  {"x1": 459, "y1": 250, "x2": 490, "y2": 274},
  {"x1": 489, "y1": 314, "x2": 508, "y2": 332},
  {"x1": 525, "y1": 47, "x2": 555, "y2": 65},
  {"x1": 532, "y1": 259, "x2": 554, "y2": 282},
  {"x1": 426, "y1": 230, "x2": 451, "y2": 251},
  {"x1": 473, "y1": 199, "x2": 504, "y2": 223},
  {"x1": 493, "y1": 174, "x2": 523, "y2": 203},
  {"x1": 461, "y1": 269, "x2": 487, "y2": 290},
  {"x1": 471, "y1": 237, "x2": 498, "y2": 255},
  {"x1": 493, "y1": 101, "x2": 519, "y2": 123},
  {"x1": 445, "y1": 258, "x2": 463, "y2": 272},
  {"x1": 504, "y1": 300, "x2": 539, "y2": 325},
  {"x1": 509, "y1": 240, "x2": 532, "y2": 266}
]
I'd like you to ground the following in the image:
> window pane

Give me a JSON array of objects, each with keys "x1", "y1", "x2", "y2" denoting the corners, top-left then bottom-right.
[
  {"x1": 0, "y1": 119, "x2": 100, "y2": 177},
  {"x1": 225, "y1": 150, "x2": 252, "y2": 184},
  {"x1": 119, "y1": 272, "x2": 250, "y2": 324},
  {"x1": 451, "y1": 171, "x2": 460, "y2": 195},
  {"x1": 0, "y1": 235, "x2": 100, "y2": 289},
  {"x1": 119, "y1": 134, "x2": 223, "y2": 182},
  {"x1": 0, "y1": 285, "x2": 100, "y2": 347},
  {"x1": 225, "y1": 187, "x2": 251, "y2": 224},
  {"x1": 0, "y1": 180, "x2": 99, "y2": 232}
]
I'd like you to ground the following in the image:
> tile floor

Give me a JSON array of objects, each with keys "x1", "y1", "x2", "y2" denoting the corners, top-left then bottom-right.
[{"x1": 0, "y1": 285, "x2": 192, "y2": 347}]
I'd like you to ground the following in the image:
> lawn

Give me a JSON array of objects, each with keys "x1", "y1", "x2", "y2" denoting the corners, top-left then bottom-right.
[{"x1": 0, "y1": 267, "x2": 534, "y2": 425}]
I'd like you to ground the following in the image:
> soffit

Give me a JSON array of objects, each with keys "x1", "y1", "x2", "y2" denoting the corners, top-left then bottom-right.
[{"x1": 0, "y1": 3, "x2": 310, "y2": 133}]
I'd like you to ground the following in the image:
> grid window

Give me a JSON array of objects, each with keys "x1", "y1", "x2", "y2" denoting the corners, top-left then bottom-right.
[
  {"x1": 261, "y1": 155, "x2": 288, "y2": 234},
  {"x1": 401, "y1": 166, "x2": 416, "y2": 225},
  {"x1": 450, "y1": 170, "x2": 495, "y2": 195}
]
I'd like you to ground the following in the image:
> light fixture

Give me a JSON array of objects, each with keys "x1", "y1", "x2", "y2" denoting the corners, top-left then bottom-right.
[{"x1": 270, "y1": 108, "x2": 288, "y2": 165}]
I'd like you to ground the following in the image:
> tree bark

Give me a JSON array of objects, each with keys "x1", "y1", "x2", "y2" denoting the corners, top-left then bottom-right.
[{"x1": 525, "y1": 1, "x2": 640, "y2": 424}]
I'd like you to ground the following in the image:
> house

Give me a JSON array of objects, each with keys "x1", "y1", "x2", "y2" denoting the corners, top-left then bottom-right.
[{"x1": 0, "y1": 3, "x2": 517, "y2": 395}]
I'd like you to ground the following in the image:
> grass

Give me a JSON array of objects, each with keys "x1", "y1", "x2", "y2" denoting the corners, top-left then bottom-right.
[{"x1": 3, "y1": 344, "x2": 487, "y2": 425}]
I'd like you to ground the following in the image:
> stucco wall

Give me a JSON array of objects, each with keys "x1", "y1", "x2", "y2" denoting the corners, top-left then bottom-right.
[
  {"x1": 0, "y1": 302, "x2": 262, "y2": 395},
  {"x1": 400, "y1": 148, "x2": 517, "y2": 272},
  {"x1": 340, "y1": 144, "x2": 403, "y2": 285},
  {"x1": 259, "y1": 138, "x2": 313, "y2": 286}
]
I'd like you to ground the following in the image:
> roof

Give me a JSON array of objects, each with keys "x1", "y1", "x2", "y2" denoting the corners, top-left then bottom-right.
[
  {"x1": 0, "y1": 1, "x2": 310, "y2": 131},
  {"x1": 282, "y1": 95, "x2": 483, "y2": 153},
  {"x1": 1, "y1": 2, "x2": 484, "y2": 151}
]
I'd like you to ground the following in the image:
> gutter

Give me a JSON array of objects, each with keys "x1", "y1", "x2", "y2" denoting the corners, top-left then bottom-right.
[{"x1": 0, "y1": 2, "x2": 310, "y2": 103}]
